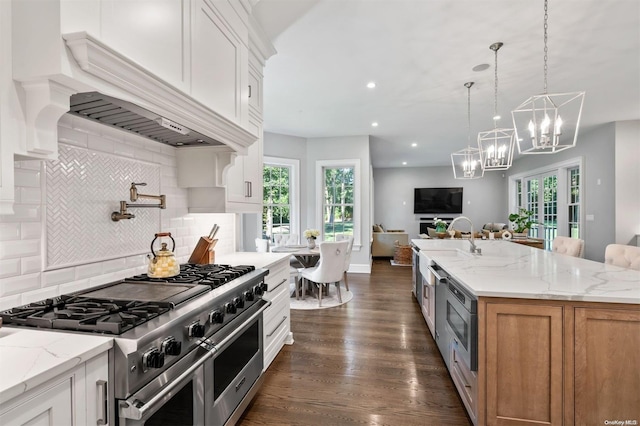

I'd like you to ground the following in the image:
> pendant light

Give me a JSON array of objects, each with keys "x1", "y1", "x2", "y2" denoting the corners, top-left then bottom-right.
[
  {"x1": 478, "y1": 42, "x2": 515, "y2": 171},
  {"x1": 512, "y1": 0, "x2": 585, "y2": 154},
  {"x1": 452, "y1": 82, "x2": 483, "y2": 180}
]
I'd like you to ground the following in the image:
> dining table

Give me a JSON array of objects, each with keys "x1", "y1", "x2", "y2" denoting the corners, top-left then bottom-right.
[{"x1": 270, "y1": 244, "x2": 321, "y2": 299}]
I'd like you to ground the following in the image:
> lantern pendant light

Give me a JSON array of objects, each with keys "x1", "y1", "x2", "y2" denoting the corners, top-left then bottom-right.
[
  {"x1": 478, "y1": 42, "x2": 515, "y2": 171},
  {"x1": 452, "y1": 82, "x2": 483, "y2": 180},
  {"x1": 512, "y1": 0, "x2": 585, "y2": 154}
]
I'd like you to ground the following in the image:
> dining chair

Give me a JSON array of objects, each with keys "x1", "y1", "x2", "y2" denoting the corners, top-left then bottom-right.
[
  {"x1": 300, "y1": 240, "x2": 349, "y2": 307},
  {"x1": 551, "y1": 236, "x2": 585, "y2": 258},
  {"x1": 604, "y1": 244, "x2": 640, "y2": 270},
  {"x1": 336, "y1": 235, "x2": 354, "y2": 292}
]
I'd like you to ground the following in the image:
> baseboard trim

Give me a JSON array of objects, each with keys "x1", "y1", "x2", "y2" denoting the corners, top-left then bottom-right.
[{"x1": 348, "y1": 263, "x2": 371, "y2": 274}]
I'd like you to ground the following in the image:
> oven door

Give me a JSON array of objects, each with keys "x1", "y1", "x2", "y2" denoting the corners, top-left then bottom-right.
[
  {"x1": 445, "y1": 284, "x2": 478, "y2": 371},
  {"x1": 205, "y1": 300, "x2": 269, "y2": 426},
  {"x1": 117, "y1": 343, "x2": 209, "y2": 425}
]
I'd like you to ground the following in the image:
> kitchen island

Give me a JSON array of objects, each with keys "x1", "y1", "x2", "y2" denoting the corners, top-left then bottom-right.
[{"x1": 411, "y1": 238, "x2": 640, "y2": 426}]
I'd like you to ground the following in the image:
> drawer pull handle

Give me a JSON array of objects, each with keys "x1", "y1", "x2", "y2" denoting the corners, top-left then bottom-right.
[
  {"x1": 96, "y1": 380, "x2": 108, "y2": 425},
  {"x1": 268, "y1": 278, "x2": 287, "y2": 292},
  {"x1": 267, "y1": 316, "x2": 287, "y2": 337}
]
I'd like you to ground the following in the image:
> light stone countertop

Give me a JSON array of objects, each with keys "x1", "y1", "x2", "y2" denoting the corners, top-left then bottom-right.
[
  {"x1": 412, "y1": 239, "x2": 640, "y2": 304},
  {"x1": 216, "y1": 252, "x2": 291, "y2": 270},
  {"x1": 0, "y1": 328, "x2": 113, "y2": 404}
]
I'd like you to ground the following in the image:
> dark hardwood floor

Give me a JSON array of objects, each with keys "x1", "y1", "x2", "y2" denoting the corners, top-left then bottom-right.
[{"x1": 238, "y1": 258, "x2": 472, "y2": 425}]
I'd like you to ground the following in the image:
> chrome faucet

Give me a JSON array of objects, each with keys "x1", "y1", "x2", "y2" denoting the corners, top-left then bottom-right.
[{"x1": 447, "y1": 216, "x2": 481, "y2": 254}]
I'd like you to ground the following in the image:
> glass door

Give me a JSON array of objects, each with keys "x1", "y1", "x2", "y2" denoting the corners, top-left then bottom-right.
[{"x1": 525, "y1": 172, "x2": 558, "y2": 250}]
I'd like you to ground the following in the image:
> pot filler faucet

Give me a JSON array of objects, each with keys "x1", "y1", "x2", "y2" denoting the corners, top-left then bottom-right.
[
  {"x1": 111, "y1": 182, "x2": 166, "y2": 221},
  {"x1": 448, "y1": 216, "x2": 482, "y2": 255}
]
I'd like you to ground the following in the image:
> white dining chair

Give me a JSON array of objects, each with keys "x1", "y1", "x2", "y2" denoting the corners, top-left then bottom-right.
[
  {"x1": 604, "y1": 244, "x2": 640, "y2": 270},
  {"x1": 336, "y1": 235, "x2": 354, "y2": 292},
  {"x1": 551, "y1": 236, "x2": 584, "y2": 258},
  {"x1": 300, "y1": 240, "x2": 349, "y2": 307}
]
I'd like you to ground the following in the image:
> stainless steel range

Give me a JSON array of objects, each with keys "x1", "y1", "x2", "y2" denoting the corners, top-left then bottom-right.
[{"x1": 0, "y1": 263, "x2": 271, "y2": 426}]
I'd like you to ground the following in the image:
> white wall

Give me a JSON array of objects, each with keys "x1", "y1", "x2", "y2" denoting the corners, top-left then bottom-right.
[
  {"x1": 615, "y1": 120, "x2": 640, "y2": 245},
  {"x1": 373, "y1": 166, "x2": 507, "y2": 238},
  {"x1": 0, "y1": 115, "x2": 236, "y2": 310}
]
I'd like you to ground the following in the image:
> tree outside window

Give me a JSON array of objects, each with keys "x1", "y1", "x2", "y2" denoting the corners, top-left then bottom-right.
[
  {"x1": 263, "y1": 165, "x2": 291, "y2": 238},
  {"x1": 323, "y1": 167, "x2": 354, "y2": 241}
]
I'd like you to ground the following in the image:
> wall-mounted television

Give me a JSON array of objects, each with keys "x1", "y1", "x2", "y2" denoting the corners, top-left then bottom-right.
[{"x1": 414, "y1": 187, "x2": 463, "y2": 214}]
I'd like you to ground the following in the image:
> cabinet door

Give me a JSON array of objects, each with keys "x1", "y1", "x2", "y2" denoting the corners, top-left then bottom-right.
[
  {"x1": 192, "y1": 0, "x2": 246, "y2": 123},
  {"x1": 485, "y1": 303, "x2": 564, "y2": 426},
  {"x1": 85, "y1": 352, "x2": 110, "y2": 426},
  {"x1": 574, "y1": 308, "x2": 640, "y2": 424},
  {"x1": 0, "y1": 377, "x2": 73, "y2": 426},
  {"x1": 225, "y1": 119, "x2": 263, "y2": 211}
]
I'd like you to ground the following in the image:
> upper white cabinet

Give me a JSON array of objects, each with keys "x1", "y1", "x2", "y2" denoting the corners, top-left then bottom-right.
[{"x1": 224, "y1": 118, "x2": 264, "y2": 212}]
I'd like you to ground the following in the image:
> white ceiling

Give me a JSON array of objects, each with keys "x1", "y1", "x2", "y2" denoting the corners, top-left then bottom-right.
[{"x1": 252, "y1": 0, "x2": 640, "y2": 168}]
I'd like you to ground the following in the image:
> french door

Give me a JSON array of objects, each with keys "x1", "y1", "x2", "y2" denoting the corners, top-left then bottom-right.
[{"x1": 524, "y1": 172, "x2": 558, "y2": 250}]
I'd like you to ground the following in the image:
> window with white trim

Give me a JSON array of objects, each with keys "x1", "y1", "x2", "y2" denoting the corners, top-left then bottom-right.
[{"x1": 262, "y1": 157, "x2": 299, "y2": 241}]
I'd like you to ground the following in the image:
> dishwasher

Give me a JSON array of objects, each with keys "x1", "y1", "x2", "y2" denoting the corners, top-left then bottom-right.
[{"x1": 429, "y1": 262, "x2": 452, "y2": 369}]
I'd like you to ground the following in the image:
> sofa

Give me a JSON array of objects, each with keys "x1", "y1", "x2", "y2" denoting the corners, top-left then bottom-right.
[{"x1": 372, "y1": 225, "x2": 409, "y2": 257}]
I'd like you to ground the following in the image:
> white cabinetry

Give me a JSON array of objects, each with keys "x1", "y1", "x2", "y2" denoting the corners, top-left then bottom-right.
[
  {"x1": 224, "y1": 118, "x2": 263, "y2": 212},
  {"x1": 262, "y1": 257, "x2": 292, "y2": 370},
  {"x1": 418, "y1": 251, "x2": 436, "y2": 338},
  {"x1": 0, "y1": 351, "x2": 109, "y2": 426}
]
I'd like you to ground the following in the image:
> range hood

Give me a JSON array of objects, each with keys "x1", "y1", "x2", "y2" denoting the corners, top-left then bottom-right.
[{"x1": 69, "y1": 92, "x2": 224, "y2": 147}]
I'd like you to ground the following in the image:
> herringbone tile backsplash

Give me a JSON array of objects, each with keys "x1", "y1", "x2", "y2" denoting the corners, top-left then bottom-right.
[{"x1": 45, "y1": 145, "x2": 161, "y2": 268}]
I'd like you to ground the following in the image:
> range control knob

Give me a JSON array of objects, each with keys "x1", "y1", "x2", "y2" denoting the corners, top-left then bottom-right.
[
  {"x1": 188, "y1": 322, "x2": 206, "y2": 338},
  {"x1": 244, "y1": 290, "x2": 255, "y2": 301},
  {"x1": 142, "y1": 348, "x2": 165, "y2": 369},
  {"x1": 225, "y1": 302, "x2": 237, "y2": 314},
  {"x1": 234, "y1": 296, "x2": 245, "y2": 309},
  {"x1": 260, "y1": 283, "x2": 268, "y2": 293},
  {"x1": 209, "y1": 310, "x2": 224, "y2": 324},
  {"x1": 253, "y1": 284, "x2": 264, "y2": 296},
  {"x1": 161, "y1": 337, "x2": 182, "y2": 356}
]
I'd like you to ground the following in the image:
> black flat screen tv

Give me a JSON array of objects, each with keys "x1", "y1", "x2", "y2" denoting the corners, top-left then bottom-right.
[{"x1": 414, "y1": 187, "x2": 463, "y2": 214}]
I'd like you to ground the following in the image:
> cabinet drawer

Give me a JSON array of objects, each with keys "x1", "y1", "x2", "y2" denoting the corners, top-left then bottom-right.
[
  {"x1": 263, "y1": 317, "x2": 289, "y2": 370},
  {"x1": 263, "y1": 291, "x2": 290, "y2": 370},
  {"x1": 450, "y1": 343, "x2": 477, "y2": 424},
  {"x1": 264, "y1": 284, "x2": 290, "y2": 326}
]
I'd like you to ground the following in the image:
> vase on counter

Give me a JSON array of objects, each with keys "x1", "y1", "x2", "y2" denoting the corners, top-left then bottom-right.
[
  {"x1": 307, "y1": 237, "x2": 316, "y2": 249},
  {"x1": 436, "y1": 224, "x2": 447, "y2": 233}
]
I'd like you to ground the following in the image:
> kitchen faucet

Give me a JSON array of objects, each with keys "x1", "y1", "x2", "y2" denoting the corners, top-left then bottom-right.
[
  {"x1": 111, "y1": 182, "x2": 166, "y2": 221},
  {"x1": 447, "y1": 216, "x2": 481, "y2": 255}
]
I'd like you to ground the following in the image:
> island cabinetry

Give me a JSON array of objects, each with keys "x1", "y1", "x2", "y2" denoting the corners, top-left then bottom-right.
[
  {"x1": 0, "y1": 351, "x2": 109, "y2": 426},
  {"x1": 573, "y1": 307, "x2": 640, "y2": 425},
  {"x1": 482, "y1": 301, "x2": 564, "y2": 426},
  {"x1": 477, "y1": 298, "x2": 640, "y2": 426},
  {"x1": 261, "y1": 257, "x2": 292, "y2": 370}
]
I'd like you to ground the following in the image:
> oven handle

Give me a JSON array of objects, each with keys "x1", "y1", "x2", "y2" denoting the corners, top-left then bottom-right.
[{"x1": 120, "y1": 300, "x2": 272, "y2": 421}]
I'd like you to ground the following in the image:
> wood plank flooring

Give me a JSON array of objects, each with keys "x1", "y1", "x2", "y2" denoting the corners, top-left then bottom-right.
[{"x1": 238, "y1": 259, "x2": 472, "y2": 425}]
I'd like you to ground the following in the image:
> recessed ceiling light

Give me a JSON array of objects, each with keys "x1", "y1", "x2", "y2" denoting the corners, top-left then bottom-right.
[
  {"x1": 473, "y1": 63, "x2": 490, "y2": 72},
  {"x1": 402, "y1": 161, "x2": 407, "y2": 165},
  {"x1": 411, "y1": 143, "x2": 417, "y2": 147},
  {"x1": 367, "y1": 81, "x2": 376, "y2": 89},
  {"x1": 371, "y1": 122, "x2": 378, "y2": 127}
]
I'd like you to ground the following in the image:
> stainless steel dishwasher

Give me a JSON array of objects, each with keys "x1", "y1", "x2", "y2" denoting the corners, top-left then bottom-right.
[{"x1": 429, "y1": 262, "x2": 452, "y2": 369}]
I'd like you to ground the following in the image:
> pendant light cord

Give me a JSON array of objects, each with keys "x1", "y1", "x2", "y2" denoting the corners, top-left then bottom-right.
[
  {"x1": 494, "y1": 45, "x2": 499, "y2": 123},
  {"x1": 543, "y1": 0, "x2": 549, "y2": 94},
  {"x1": 466, "y1": 83, "x2": 472, "y2": 146}
]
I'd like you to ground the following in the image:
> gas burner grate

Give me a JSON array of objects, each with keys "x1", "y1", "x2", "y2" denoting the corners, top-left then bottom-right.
[{"x1": 127, "y1": 264, "x2": 256, "y2": 288}]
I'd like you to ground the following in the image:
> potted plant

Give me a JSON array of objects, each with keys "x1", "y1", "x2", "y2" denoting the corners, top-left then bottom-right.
[
  {"x1": 508, "y1": 208, "x2": 537, "y2": 237},
  {"x1": 303, "y1": 229, "x2": 320, "y2": 248}
]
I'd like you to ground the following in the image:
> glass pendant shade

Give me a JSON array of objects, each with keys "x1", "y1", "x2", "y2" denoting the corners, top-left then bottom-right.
[
  {"x1": 512, "y1": 91, "x2": 584, "y2": 154},
  {"x1": 452, "y1": 82, "x2": 484, "y2": 180},
  {"x1": 451, "y1": 145, "x2": 483, "y2": 179}
]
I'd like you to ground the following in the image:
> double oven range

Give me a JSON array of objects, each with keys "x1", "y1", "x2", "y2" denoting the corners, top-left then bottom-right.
[{"x1": 0, "y1": 263, "x2": 271, "y2": 426}]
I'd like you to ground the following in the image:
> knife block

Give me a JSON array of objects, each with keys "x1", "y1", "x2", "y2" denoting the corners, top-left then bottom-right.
[{"x1": 188, "y1": 238, "x2": 217, "y2": 264}]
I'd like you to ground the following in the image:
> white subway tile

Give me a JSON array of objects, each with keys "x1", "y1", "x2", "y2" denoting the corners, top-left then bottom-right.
[
  {"x1": 0, "y1": 294, "x2": 22, "y2": 311},
  {"x1": 0, "y1": 205, "x2": 41, "y2": 223},
  {"x1": 0, "y1": 223, "x2": 20, "y2": 241},
  {"x1": 59, "y1": 278, "x2": 91, "y2": 294},
  {"x1": 125, "y1": 254, "x2": 147, "y2": 269},
  {"x1": 17, "y1": 161, "x2": 42, "y2": 171},
  {"x1": 19, "y1": 187, "x2": 42, "y2": 204},
  {"x1": 134, "y1": 147, "x2": 155, "y2": 162},
  {"x1": 0, "y1": 259, "x2": 20, "y2": 279},
  {"x1": 102, "y1": 258, "x2": 127, "y2": 273},
  {"x1": 0, "y1": 273, "x2": 41, "y2": 297},
  {"x1": 58, "y1": 126, "x2": 89, "y2": 148},
  {"x1": 20, "y1": 223, "x2": 41, "y2": 240},
  {"x1": 88, "y1": 134, "x2": 115, "y2": 153},
  {"x1": 21, "y1": 256, "x2": 42, "y2": 274},
  {"x1": 100, "y1": 126, "x2": 126, "y2": 143},
  {"x1": 42, "y1": 268, "x2": 76, "y2": 287},
  {"x1": 22, "y1": 287, "x2": 59, "y2": 304},
  {"x1": 14, "y1": 169, "x2": 41, "y2": 188},
  {"x1": 89, "y1": 272, "x2": 120, "y2": 287},
  {"x1": 113, "y1": 142, "x2": 135, "y2": 158},
  {"x1": 75, "y1": 262, "x2": 103, "y2": 280},
  {"x1": 0, "y1": 239, "x2": 40, "y2": 260}
]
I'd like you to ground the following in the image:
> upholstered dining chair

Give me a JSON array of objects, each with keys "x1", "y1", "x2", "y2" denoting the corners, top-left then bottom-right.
[
  {"x1": 604, "y1": 244, "x2": 640, "y2": 270},
  {"x1": 551, "y1": 236, "x2": 585, "y2": 258},
  {"x1": 336, "y1": 235, "x2": 354, "y2": 292},
  {"x1": 300, "y1": 240, "x2": 349, "y2": 307}
]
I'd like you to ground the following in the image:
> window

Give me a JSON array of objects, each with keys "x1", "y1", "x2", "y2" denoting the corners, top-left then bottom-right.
[
  {"x1": 510, "y1": 158, "x2": 583, "y2": 251},
  {"x1": 262, "y1": 157, "x2": 299, "y2": 240},
  {"x1": 316, "y1": 159, "x2": 361, "y2": 246}
]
